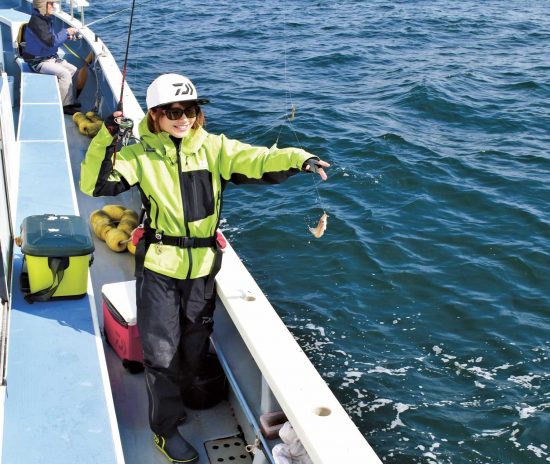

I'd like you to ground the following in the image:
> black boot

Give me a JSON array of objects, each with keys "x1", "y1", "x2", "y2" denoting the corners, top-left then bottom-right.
[
  {"x1": 63, "y1": 105, "x2": 78, "y2": 115},
  {"x1": 62, "y1": 103, "x2": 82, "y2": 115},
  {"x1": 153, "y1": 429, "x2": 198, "y2": 463}
]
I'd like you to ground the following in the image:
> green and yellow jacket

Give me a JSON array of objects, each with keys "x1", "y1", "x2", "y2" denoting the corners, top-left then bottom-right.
[{"x1": 80, "y1": 116, "x2": 315, "y2": 279}]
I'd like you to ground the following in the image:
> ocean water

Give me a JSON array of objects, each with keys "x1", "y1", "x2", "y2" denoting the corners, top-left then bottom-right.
[{"x1": 87, "y1": 1, "x2": 549, "y2": 462}]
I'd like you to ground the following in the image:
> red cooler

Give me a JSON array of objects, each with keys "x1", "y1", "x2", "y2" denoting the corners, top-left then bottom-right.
[{"x1": 102, "y1": 280, "x2": 143, "y2": 373}]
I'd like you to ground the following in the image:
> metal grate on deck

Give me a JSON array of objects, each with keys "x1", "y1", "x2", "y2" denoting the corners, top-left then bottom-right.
[{"x1": 205, "y1": 436, "x2": 252, "y2": 463}]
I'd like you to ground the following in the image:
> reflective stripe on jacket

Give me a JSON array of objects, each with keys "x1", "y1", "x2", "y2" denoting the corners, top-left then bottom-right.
[{"x1": 80, "y1": 116, "x2": 315, "y2": 279}]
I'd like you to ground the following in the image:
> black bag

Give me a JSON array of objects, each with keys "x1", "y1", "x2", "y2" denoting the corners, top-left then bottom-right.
[
  {"x1": 183, "y1": 353, "x2": 228, "y2": 410},
  {"x1": 20, "y1": 255, "x2": 70, "y2": 303}
]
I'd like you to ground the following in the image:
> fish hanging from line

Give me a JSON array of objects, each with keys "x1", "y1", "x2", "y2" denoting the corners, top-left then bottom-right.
[
  {"x1": 287, "y1": 104, "x2": 296, "y2": 121},
  {"x1": 309, "y1": 212, "x2": 328, "y2": 238}
]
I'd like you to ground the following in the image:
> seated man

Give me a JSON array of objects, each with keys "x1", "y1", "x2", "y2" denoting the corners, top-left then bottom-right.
[{"x1": 23, "y1": 0, "x2": 80, "y2": 114}]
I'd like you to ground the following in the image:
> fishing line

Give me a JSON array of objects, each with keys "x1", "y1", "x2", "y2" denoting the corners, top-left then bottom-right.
[
  {"x1": 129, "y1": 13, "x2": 143, "y2": 87},
  {"x1": 279, "y1": 0, "x2": 327, "y2": 216},
  {"x1": 275, "y1": 0, "x2": 293, "y2": 147},
  {"x1": 84, "y1": 0, "x2": 156, "y2": 28},
  {"x1": 240, "y1": 2, "x2": 297, "y2": 144},
  {"x1": 256, "y1": 1, "x2": 329, "y2": 239},
  {"x1": 241, "y1": 6, "x2": 295, "y2": 144}
]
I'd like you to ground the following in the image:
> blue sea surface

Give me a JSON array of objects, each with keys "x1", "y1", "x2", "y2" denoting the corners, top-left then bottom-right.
[{"x1": 88, "y1": 1, "x2": 549, "y2": 462}]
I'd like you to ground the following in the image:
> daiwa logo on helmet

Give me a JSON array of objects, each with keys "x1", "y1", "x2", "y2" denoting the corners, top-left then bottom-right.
[{"x1": 173, "y1": 83, "x2": 194, "y2": 97}]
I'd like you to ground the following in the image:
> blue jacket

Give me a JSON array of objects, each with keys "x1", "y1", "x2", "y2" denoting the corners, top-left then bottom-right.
[{"x1": 23, "y1": 9, "x2": 68, "y2": 59}]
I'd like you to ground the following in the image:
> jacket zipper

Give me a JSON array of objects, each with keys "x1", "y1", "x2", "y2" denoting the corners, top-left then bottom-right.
[
  {"x1": 176, "y1": 146, "x2": 193, "y2": 279},
  {"x1": 186, "y1": 154, "x2": 201, "y2": 217},
  {"x1": 148, "y1": 195, "x2": 159, "y2": 227},
  {"x1": 190, "y1": 172, "x2": 200, "y2": 215}
]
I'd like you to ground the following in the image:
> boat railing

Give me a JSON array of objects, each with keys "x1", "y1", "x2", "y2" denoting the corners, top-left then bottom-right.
[
  {"x1": 0, "y1": 71, "x2": 16, "y2": 383},
  {"x1": 0, "y1": 71, "x2": 17, "y2": 460},
  {"x1": 215, "y1": 242, "x2": 383, "y2": 463},
  {"x1": 66, "y1": 0, "x2": 89, "y2": 26}
]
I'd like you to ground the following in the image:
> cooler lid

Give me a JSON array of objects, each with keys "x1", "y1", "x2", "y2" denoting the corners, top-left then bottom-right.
[
  {"x1": 102, "y1": 280, "x2": 137, "y2": 325},
  {"x1": 20, "y1": 214, "x2": 95, "y2": 256}
]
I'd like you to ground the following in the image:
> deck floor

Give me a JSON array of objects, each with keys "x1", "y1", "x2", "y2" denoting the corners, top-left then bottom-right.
[{"x1": 65, "y1": 116, "x2": 242, "y2": 463}]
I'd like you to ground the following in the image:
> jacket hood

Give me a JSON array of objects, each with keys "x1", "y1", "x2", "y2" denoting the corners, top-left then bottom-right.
[
  {"x1": 33, "y1": 0, "x2": 58, "y2": 15},
  {"x1": 138, "y1": 116, "x2": 208, "y2": 157},
  {"x1": 32, "y1": 7, "x2": 48, "y2": 18}
]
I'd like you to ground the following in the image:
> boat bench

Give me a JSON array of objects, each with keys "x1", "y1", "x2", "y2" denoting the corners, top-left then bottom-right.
[
  {"x1": 0, "y1": 9, "x2": 31, "y2": 74},
  {"x1": 15, "y1": 57, "x2": 30, "y2": 73},
  {"x1": 1, "y1": 72, "x2": 123, "y2": 464}
]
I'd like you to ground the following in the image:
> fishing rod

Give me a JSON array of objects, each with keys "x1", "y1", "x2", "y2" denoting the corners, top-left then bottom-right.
[
  {"x1": 117, "y1": 0, "x2": 136, "y2": 114},
  {"x1": 112, "y1": 0, "x2": 138, "y2": 165}
]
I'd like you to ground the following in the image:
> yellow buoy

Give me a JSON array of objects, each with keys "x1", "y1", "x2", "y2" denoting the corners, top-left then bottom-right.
[
  {"x1": 122, "y1": 209, "x2": 139, "y2": 223},
  {"x1": 89, "y1": 209, "x2": 115, "y2": 241},
  {"x1": 72, "y1": 111, "x2": 86, "y2": 124},
  {"x1": 105, "y1": 228, "x2": 130, "y2": 252},
  {"x1": 86, "y1": 111, "x2": 103, "y2": 123},
  {"x1": 90, "y1": 205, "x2": 140, "y2": 253},
  {"x1": 72, "y1": 111, "x2": 102, "y2": 138},
  {"x1": 101, "y1": 204, "x2": 127, "y2": 222},
  {"x1": 117, "y1": 221, "x2": 133, "y2": 236},
  {"x1": 117, "y1": 209, "x2": 139, "y2": 235},
  {"x1": 127, "y1": 241, "x2": 137, "y2": 255},
  {"x1": 100, "y1": 223, "x2": 116, "y2": 241}
]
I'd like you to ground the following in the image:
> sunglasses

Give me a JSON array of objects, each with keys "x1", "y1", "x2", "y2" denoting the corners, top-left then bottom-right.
[{"x1": 161, "y1": 105, "x2": 200, "y2": 120}]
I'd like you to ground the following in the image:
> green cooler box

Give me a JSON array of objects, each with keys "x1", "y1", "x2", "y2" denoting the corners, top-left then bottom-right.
[{"x1": 20, "y1": 214, "x2": 95, "y2": 302}]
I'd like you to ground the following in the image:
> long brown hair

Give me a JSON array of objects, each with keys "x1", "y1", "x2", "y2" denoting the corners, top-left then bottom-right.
[{"x1": 147, "y1": 104, "x2": 205, "y2": 134}]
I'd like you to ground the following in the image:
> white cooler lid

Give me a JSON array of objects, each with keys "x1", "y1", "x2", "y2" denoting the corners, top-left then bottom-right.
[{"x1": 101, "y1": 280, "x2": 137, "y2": 325}]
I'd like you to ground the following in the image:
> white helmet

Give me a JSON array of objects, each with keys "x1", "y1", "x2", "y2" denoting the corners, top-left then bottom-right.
[{"x1": 146, "y1": 74, "x2": 209, "y2": 110}]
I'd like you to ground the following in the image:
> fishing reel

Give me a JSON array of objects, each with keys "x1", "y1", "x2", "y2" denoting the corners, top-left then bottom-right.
[
  {"x1": 69, "y1": 31, "x2": 82, "y2": 41},
  {"x1": 114, "y1": 116, "x2": 134, "y2": 146},
  {"x1": 115, "y1": 116, "x2": 134, "y2": 131}
]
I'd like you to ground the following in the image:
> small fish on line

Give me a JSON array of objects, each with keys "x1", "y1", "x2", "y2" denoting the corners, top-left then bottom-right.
[
  {"x1": 288, "y1": 104, "x2": 296, "y2": 121},
  {"x1": 309, "y1": 212, "x2": 328, "y2": 238}
]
